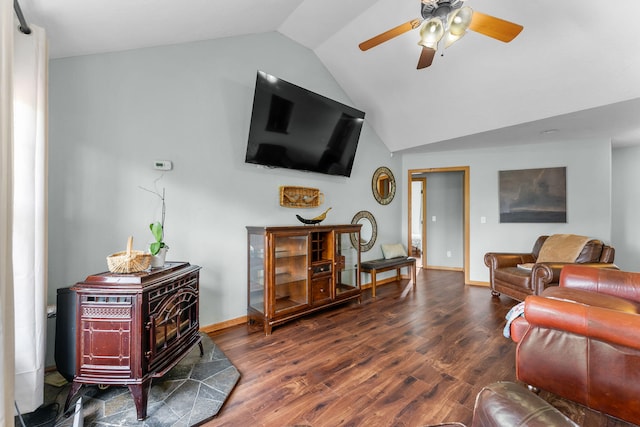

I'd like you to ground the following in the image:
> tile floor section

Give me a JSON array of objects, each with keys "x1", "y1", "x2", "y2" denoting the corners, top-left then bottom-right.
[{"x1": 19, "y1": 334, "x2": 240, "y2": 427}]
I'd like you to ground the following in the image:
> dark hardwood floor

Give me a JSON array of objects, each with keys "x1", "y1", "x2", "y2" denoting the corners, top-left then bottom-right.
[{"x1": 205, "y1": 269, "x2": 636, "y2": 427}]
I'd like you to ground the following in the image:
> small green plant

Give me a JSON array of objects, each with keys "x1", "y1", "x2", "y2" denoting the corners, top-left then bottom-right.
[
  {"x1": 149, "y1": 221, "x2": 165, "y2": 256},
  {"x1": 140, "y1": 183, "x2": 168, "y2": 257}
]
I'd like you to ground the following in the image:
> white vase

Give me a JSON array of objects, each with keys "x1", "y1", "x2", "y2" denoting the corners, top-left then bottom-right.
[{"x1": 151, "y1": 247, "x2": 168, "y2": 268}]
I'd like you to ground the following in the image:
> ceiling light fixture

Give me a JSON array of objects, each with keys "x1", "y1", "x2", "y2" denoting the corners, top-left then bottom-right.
[
  {"x1": 444, "y1": 6, "x2": 473, "y2": 48},
  {"x1": 359, "y1": 0, "x2": 523, "y2": 70}
]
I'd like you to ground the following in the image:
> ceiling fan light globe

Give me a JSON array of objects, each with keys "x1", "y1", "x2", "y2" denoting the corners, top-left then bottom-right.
[
  {"x1": 444, "y1": 31, "x2": 465, "y2": 48},
  {"x1": 448, "y1": 6, "x2": 473, "y2": 36},
  {"x1": 418, "y1": 18, "x2": 444, "y2": 49}
]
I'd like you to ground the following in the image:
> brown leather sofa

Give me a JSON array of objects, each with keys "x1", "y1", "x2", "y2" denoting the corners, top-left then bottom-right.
[
  {"x1": 509, "y1": 265, "x2": 640, "y2": 425},
  {"x1": 484, "y1": 235, "x2": 616, "y2": 301}
]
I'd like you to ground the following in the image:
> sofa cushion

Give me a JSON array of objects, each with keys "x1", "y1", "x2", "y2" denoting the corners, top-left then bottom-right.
[{"x1": 494, "y1": 267, "x2": 531, "y2": 288}]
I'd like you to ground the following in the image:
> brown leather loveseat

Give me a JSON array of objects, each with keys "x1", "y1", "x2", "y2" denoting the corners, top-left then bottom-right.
[
  {"x1": 509, "y1": 265, "x2": 640, "y2": 425},
  {"x1": 484, "y1": 234, "x2": 615, "y2": 301}
]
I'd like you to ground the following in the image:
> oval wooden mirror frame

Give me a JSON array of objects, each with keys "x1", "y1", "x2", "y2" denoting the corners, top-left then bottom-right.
[
  {"x1": 372, "y1": 166, "x2": 396, "y2": 205},
  {"x1": 350, "y1": 210, "x2": 377, "y2": 252}
]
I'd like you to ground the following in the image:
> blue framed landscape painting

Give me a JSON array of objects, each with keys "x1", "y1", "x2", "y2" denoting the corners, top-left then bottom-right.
[{"x1": 499, "y1": 167, "x2": 567, "y2": 223}]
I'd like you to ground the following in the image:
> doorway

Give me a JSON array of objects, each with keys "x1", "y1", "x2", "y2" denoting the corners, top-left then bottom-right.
[
  {"x1": 408, "y1": 166, "x2": 470, "y2": 284},
  {"x1": 410, "y1": 178, "x2": 426, "y2": 267}
]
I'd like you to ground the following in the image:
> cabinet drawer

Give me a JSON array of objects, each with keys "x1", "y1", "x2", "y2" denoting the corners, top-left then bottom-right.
[
  {"x1": 311, "y1": 262, "x2": 332, "y2": 276},
  {"x1": 311, "y1": 277, "x2": 331, "y2": 304}
]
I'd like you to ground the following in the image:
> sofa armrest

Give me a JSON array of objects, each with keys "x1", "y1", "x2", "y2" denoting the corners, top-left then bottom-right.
[
  {"x1": 530, "y1": 262, "x2": 620, "y2": 295},
  {"x1": 524, "y1": 295, "x2": 640, "y2": 349},
  {"x1": 484, "y1": 252, "x2": 536, "y2": 269},
  {"x1": 529, "y1": 263, "x2": 558, "y2": 294},
  {"x1": 560, "y1": 265, "x2": 640, "y2": 303},
  {"x1": 509, "y1": 317, "x2": 529, "y2": 343}
]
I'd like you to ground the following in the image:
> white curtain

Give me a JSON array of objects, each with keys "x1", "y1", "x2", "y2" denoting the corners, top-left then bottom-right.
[
  {"x1": 12, "y1": 20, "x2": 48, "y2": 414},
  {"x1": 1, "y1": 0, "x2": 16, "y2": 423}
]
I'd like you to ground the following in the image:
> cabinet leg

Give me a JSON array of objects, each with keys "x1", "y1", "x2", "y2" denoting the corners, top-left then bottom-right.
[
  {"x1": 63, "y1": 381, "x2": 83, "y2": 416},
  {"x1": 198, "y1": 340, "x2": 204, "y2": 357},
  {"x1": 128, "y1": 379, "x2": 152, "y2": 420}
]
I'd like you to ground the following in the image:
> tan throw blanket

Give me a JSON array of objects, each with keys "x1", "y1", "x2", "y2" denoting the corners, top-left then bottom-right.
[{"x1": 536, "y1": 234, "x2": 590, "y2": 263}]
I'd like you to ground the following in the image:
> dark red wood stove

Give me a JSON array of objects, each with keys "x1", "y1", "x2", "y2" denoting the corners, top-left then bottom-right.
[{"x1": 63, "y1": 262, "x2": 202, "y2": 420}]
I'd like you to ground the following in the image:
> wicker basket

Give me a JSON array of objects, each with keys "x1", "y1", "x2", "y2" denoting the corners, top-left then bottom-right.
[
  {"x1": 106, "y1": 236, "x2": 151, "y2": 273},
  {"x1": 279, "y1": 186, "x2": 324, "y2": 208}
]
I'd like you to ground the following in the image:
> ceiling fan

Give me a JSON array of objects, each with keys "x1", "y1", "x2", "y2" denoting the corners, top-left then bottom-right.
[{"x1": 359, "y1": 0, "x2": 523, "y2": 69}]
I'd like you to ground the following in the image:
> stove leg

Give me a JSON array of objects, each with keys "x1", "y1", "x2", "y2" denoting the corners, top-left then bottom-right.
[
  {"x1": 128, "y1": 379, "x2": 152, "y2": 420},
  {"x1": 63, "y1": 381, "x2": 83, "y2": 416}
]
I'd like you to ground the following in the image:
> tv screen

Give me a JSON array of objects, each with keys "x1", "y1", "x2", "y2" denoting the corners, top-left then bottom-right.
[{"x1": 245, "y1": 71, "x2": 365, "y2": 177}]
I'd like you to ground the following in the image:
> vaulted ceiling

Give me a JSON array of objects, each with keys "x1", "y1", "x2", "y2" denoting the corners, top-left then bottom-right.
[{"x1": 18, "y1": 0, "x2": 640, "y2": 152}]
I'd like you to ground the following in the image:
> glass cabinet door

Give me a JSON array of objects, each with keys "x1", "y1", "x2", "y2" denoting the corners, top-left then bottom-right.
[
  {"x1": 272, "y1": 234, "x2": 309, "y2": 314},
  {"x1": 335, "y1": 230, "x2": 360, "y2": 297},
  {"x1": 248, "y1": 232, "x2": 266, "y2": 313}
]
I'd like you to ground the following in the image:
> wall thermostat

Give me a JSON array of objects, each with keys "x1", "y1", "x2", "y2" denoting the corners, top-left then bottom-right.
[{"x1": 153, "y1": 160, "x2": 173, "y2": 171}]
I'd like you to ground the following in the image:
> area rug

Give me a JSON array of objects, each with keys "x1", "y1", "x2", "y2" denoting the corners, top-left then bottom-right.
[{"x1": 40, "y1": 333, "x2": 240, "y2": 427}]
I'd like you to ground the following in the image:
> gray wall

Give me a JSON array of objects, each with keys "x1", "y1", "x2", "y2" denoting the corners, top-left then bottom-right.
[
  {"x1": 612, "y1": 145, "x2": 640, "y2": 272},
  {"x1": 46, "y1": 32, "x2": 402, "y2": 365},
  {"x1": 425, "y1": 172, "x2": 464, "y2": 268},
  {"x1": 401, "y1": 138, "x2": 613, "y2": 283}
]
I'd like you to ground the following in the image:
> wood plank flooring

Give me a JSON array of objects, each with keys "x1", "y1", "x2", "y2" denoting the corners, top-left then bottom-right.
[{"x1": 205, "y1": 269, "x2": 637, "y2": 427}]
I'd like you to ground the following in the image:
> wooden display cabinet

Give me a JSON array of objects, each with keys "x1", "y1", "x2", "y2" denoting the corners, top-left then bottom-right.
[{"x1": 247, "y1": 224, "x2": 361, "y2": 335}]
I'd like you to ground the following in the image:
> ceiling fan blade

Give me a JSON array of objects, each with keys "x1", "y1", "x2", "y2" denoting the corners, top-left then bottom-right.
[
  {"x1": 417, "y1": 47, "x2": 436, "y2": 69},
  {"x1": 359, "y1": 19, "x2": 422, "y2": 51},
  {"x1": 468, "y1": 11, "x2": 523, "y2": 43}
]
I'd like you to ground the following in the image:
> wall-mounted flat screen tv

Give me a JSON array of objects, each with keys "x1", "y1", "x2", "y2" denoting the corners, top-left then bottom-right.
[{"x1": 245, "y1": 70, "x2": 365, "y2": 177}]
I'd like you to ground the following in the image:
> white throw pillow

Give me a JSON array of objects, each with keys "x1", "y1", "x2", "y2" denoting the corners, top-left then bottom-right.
[{"x1": 381, "y1": 243, "x2": 407, "y2": 259}]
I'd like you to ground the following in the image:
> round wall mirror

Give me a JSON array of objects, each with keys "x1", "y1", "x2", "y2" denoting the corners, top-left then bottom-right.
[
  {"x1": 350, "y1": 210, "x2": 377, "y2": 252},
  {"x1": 372, "y1": 166, "x2": 396, "y2": 205}
]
